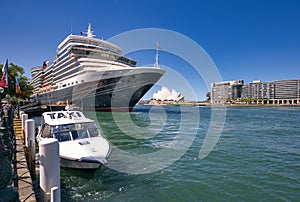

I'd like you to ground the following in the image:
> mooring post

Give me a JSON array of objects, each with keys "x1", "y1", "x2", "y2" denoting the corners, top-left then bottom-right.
[
  {"x1": 39, "y1": 138, "x2": 61, "y2": 202},
  {"x1": 51, "y1": 186, "x2": 60, "y2": 202},
  {"x1": 19, "y1": 111, "x2": 24, "y2": 120},
  {"x1": 21, "y1": 113, "x2": 28, "y2": 144},
  {"x1": 25, "y1": 119, "x2": 36, "y2": 177},
  {"x1": 25, "y1": 119, "x2": 35, "y2": 148}
]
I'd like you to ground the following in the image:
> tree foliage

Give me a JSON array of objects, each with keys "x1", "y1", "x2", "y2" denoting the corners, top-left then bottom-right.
[
  {"x1": 0, "y1": 62, "x2": 33, "y2": 101},
  {"x1": 206, "y1": 92, "x2": 211, "y2": 101}
]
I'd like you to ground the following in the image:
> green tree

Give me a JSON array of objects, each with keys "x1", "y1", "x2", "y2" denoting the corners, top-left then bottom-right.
[
  {"x1": 0, "y1": 62, "x2": 33, "y2": 102},
  {"x1": 226, "y1": 97, "x2": 231, "y2": 103},
  {"x1": 206, "y1": 92, "x2": 211, "y2": 101}
]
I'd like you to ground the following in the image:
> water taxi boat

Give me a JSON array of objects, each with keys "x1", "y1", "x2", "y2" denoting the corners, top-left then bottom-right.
[{"x1": 36, "y1": 107, "x2": 111, "y2": 170}]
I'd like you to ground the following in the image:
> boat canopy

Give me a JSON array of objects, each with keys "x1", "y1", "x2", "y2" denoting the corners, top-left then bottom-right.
[{"x1": 42, "y1": 111, "x2": 93, "y2": 126}]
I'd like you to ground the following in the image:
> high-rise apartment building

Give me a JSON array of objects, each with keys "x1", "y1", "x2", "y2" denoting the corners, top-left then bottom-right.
[
  {"x1": 211, "y1": 79, "x2": 300, "y2": 105},
  {"x1": 211, "y1": 80, "x2": 244, "y2": 104}
]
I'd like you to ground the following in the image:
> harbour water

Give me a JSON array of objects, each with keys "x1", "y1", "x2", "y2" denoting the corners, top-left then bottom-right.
[{"x1": 40, "y1": 105, "x2": 299, "y2": 201}]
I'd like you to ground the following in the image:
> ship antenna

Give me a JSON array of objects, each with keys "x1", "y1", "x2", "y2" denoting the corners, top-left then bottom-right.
[
  {"x1": 155, "y1": 42, "x2": 160, "y2": 67},
  {"x1": 70, "y1": 17, "x2": 73, "y2": 35}
]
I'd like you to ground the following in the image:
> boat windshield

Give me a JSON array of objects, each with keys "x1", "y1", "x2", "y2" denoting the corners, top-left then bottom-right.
[{"x1": 41, "y1": 122, "x2": 100, "y2": 142}]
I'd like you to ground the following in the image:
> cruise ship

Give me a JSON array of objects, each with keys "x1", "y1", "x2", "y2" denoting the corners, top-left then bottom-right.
[{"x1": 30, "y1": 24, "x2": 165, "y2": 112}]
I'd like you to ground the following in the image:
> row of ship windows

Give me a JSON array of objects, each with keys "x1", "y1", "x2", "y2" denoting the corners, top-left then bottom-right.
[
  {"x1": 71, "y1": 48, "x2": 136, "y2": 66},
  {"x1": 60, "y1": 80, "x2": 84, "y2": 88},
  {"x1": 33, "y1": 61, "x2": 78, "y2": 82},
  {"x1": 33, "y1": 67, "x2": 80, "y2": 91},
  {"x1": 58, "y1": 39, "x2": 120, "y2": 54},
  {"x1": 56, "y1": 50, "x2": 70, "y2": 63},
  {"x1": 71, "y1": 44, "x2": 119, "y2": 55},
  {"x1": 38, "y1": 80, "x2": 85, "y2": 95}
]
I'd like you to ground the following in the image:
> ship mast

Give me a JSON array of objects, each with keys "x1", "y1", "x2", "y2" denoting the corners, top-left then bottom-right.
[
  {"x1": 87, "y1": 23, "x2": 95, "y2": 38},
  {"x1": 81, "y1": 23, "x2": 96, "y2": 38},
  {"x1": 155, "y1": 42, "x2": 160, "y2": 67}
]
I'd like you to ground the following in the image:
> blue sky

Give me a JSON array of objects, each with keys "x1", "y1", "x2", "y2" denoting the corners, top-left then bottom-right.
[{"x1": 0, "y1": 0, "x2": 300, "y2": 100}]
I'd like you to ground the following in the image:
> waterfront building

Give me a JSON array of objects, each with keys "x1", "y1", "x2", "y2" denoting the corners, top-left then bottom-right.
[
  {"x1": 211, "y1": 78, "x2": 300, "y2": 105},
  {"x1": 148, "y1": 86, "x2": 184, "y2": 105},
  {"x1": 241, "y1": 80, "x2": 275, "y2": 102},
  {"x1": 211, "y1": 80, "x2": 244, "y2": 104},
  {"x1": 272, "y1": 79, "x2": 300, "y2": 104},
  {"x1": 152, "y1": 86, "x2": 184, "y2": 102}
]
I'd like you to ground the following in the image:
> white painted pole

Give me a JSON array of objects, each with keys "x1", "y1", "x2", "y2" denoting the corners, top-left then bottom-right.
[
  {"x1": 21, "y1": 113, "x2": 28, "y2": 131},
  {"x1": 25, "y1": 119, "x2": 35, "y2": 148},
  {"x1": 51, "y1": 186, "x2": 60, "y2": 202},
  {"x1": 21, "y1": 113, "x2": 28, "y2": 143},
  {"x1": 19, "y1": 110, "x2": 24, "y2": 119},
  {"x1": 25, "y1": 119, "x2": 36, "y2": 176},
  {"x1": 39, "y1": 139, "x2": 61, "y2": 202}
]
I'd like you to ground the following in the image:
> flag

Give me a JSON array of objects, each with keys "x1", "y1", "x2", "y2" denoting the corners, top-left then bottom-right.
[
  {"x1": 0, "y1": 59, "x2": 8, "y2": 88},
  {"x1": 16, "y1": 77, "x2": 21, "y2": 94},
  {"x1": 42, "y1": 61, "x2": 47, "y2": 70}
]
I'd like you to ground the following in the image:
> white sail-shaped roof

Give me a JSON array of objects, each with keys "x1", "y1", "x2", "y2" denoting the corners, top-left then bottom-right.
[{"x1": 153, "y1": 86, "x2": 184, "y2": 101}]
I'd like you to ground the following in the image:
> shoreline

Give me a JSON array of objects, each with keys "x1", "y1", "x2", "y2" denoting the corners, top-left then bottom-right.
[
  {"x1": 141, "y1": 103, "x2": 300, "y2": 107},
  {"x1": 211, "y1": 104, "x2": 300, "y2": 107}
]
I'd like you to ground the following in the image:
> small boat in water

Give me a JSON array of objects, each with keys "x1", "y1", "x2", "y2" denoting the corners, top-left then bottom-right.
[{"x1": 36, "y1": 106, "x2": 111, "y2": 170}]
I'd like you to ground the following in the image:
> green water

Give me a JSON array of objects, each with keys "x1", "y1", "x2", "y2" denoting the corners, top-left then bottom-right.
[{"x1": 60, "y1": 106, "x2": 300, "y2": 201}]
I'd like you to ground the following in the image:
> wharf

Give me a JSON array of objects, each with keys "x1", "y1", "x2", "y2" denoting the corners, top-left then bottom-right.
[
  {"x1": 1, "y1": 108, "x2": 39, "y2": 202},
  {"x1": 13, "y1": 136, "x2": 37, "y2": 202},
  {"x1": 13, "y1": 118, "x2": 37, "y2": 202}
]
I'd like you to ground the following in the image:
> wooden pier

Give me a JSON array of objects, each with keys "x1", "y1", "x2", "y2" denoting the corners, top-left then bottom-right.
[
  {"x1": 13, "y1": 118, "x2": 37, "y2": 202},
  {"x1": 1, "y1": 107, "x2": 62, "y2": 202}
]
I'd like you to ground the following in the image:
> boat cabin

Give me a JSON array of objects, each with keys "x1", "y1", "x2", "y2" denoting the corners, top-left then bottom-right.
[{"x1": 39, "y1": 111, "x2": 100, "y2": 142}]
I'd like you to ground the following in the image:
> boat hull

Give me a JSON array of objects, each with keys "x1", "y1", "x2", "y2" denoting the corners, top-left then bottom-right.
[
  {"x1": 60, "y1": 157, "x2": 101, "y2": 170},
  {"x1": 32, "y1": 68, "x2": 165, "y2": 112}
]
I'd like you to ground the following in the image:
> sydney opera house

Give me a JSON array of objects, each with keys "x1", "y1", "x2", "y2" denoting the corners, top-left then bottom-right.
[{"x1": 148, "y1": 86, "x2": 184, "y2": 105}]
